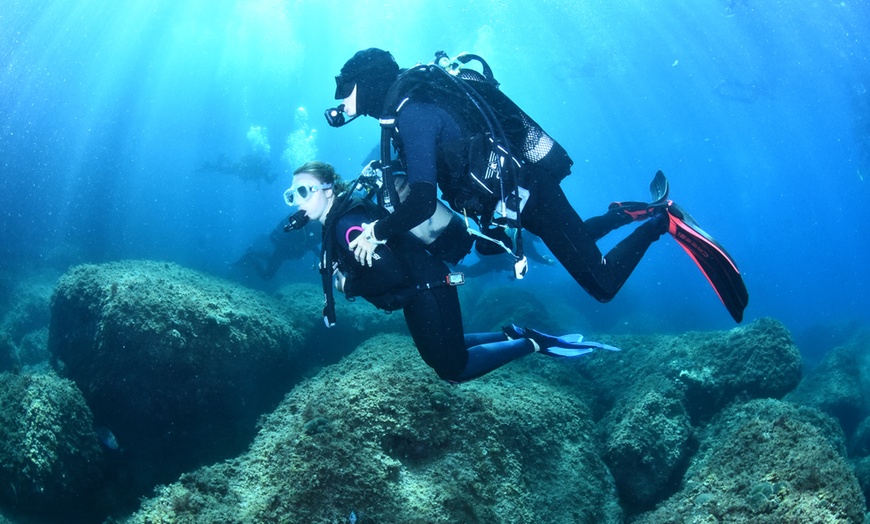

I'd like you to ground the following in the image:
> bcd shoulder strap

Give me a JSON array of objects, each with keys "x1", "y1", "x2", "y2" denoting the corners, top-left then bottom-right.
[
  {"x1": 377, "y1": 53, "x2": 529, "y2": 277},
  {"x1": 320, "y1": 196, "x2": 375, "y2": 327}
]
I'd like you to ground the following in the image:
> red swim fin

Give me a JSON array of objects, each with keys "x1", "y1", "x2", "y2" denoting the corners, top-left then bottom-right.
[{"x1": 667, "y1": 202, "x2": 749, "y2": 323}]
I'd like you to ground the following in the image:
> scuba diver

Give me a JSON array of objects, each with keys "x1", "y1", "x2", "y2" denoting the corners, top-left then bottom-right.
[
  {"x1": 324, "y1": 48, "x2": 749, "y2": 322},
  {"x1": 285, "y1": 161, "x2": 619, "y2": 382},
  {"x1": 232, "y1": 216, "x2": 318, "y2": 281},
  {"x1": 196, "y1": 152, "x2": 277, "y2": 185}
]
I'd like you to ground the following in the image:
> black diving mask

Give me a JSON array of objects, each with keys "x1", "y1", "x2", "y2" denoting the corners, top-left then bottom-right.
[
  {"x1": 324, "y1": 104, "x2": 360, "y2": 128},
  {"x1": 334, "y1": 75, "x2": 356, "y2": 99}
]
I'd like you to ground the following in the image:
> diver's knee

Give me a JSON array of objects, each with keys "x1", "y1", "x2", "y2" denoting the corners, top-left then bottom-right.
[
  {"x1": 434, "y1": 366, "x2": 463, "y2": 383},
  {"x1": 583, "y1": 284, "x2": 615, "y2": 303}
]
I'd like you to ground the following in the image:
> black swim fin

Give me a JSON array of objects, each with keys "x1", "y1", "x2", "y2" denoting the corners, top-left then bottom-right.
[
  {"x1": 649, "y1": 170, "x2": 669, "y2": 204},
  {"x1": 666, "y1": 202, "x2": 749, "y2": 323},
  {"x1": 609, "y1": 170, "x2": 671, "y2": 221}
]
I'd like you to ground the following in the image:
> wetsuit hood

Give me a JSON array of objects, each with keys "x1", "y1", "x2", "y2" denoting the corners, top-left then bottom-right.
[{"x1": 335, "y1": 48, "x2": 400, "y2": 117}]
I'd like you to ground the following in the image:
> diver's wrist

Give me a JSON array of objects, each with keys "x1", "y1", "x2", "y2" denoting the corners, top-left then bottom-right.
[{"x1": 362, "y1": 221, "x2": 386, "y2": 245}]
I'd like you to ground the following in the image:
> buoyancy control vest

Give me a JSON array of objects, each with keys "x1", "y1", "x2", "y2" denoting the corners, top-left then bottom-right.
[
  {"x1": 320, "y1": 194, "x2": 458, "y2": 326},
  {"x1": 320, "y1": 196, "x2": 384, "y2": 326},
  {"x1": 376, "y1": 51, "x2": 574, "y2": 276}
]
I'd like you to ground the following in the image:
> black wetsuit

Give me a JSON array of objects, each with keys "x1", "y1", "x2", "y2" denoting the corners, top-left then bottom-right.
[
  {"x1": 329, "y1": 200, "x2": 533, "y2": 381},
  {"x1": 371, "y1": 101, "x2": 667, "y2": 302}
]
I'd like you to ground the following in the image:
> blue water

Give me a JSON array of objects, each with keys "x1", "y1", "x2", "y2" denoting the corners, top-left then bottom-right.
[{"x1": 2, "y1": 0, "x2": 868, "y2": 339}]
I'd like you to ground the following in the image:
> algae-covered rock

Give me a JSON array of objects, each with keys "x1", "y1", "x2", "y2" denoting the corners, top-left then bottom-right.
[
  {"x1": 578, "y1": 318, "x2": 802, "y2": 422},
  {"x1": 0, "y1": 271, "x2": 55, "y2": 371},
  {"x1": 273, "y1": 281, "x2": 407, "y2": 355},
  {"x1": 124, "y1": 334, "x2": 621, "y2": 524},
  {"x1": 599, "y1": 374, "x2": 693, "y2": 507},
  {"x1": 0, "y1": 333, "x2": 12, "y2": 372},
  {"x1": 0, "y1": 372, "x2": 104, "y2": 515},
  {"x1": 850, "y1": 455, "x2": 870, "y2": 510},
  {"x1": 462, "y1": 285, "x2": 590, "y2": 335},
  {"x1": 787, "y1": 341, "x2": 867, "y2": 435},
  {"x1": 849, "y1": 415, "x2": 870, "y2": 457},
  {"x1": 667, "y1": 317, "x2": 802, "y2": 419},
  {"x1": 49, "y1": 260, "x2": 308, "y2": 427},
  {"x1": 634, "y1": 399, "x2": 864, "y2": 524},
  {"x1": 526, "y1": 318, "x2": 801, "y2": 512},
  {"x1": 47, "y1": 261, "x2": 311, "y2": 490}
]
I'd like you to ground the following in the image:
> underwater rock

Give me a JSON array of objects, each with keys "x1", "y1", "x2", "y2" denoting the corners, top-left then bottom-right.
[
  {"x1": 849, "y1": 416, "x2": 870, "y2": 457},
  {"x1": 0, "y1": 371, "x2": 104, "y2": 516},
  {"x1": 47, "y1": 261, "x2": 311, "y2": 492},
  {"x1": 530, "y1": 318, "x2": 802, "y2": 511},
  {"x1": 671, "y1": 317, "x2": 802, "y2": 419},
  {"x1": 633, "y1": 399, "x2": 864, "y2": 524},
  {"x1": 579, "y1": 317, "x2": 802, "y2": 422},
  {"x1": 123, "y1": 334, "x2": 622, "y2": 524},
  {"x1": 0, "y1": 333, "x2": 12, "y2": 372},
  {"x1": 849, "y1": 455, "x2": 870, "y2": 510},
  {"x1": 786, "y1": 339, "x2": 868, "y2": 435},
  {"x1": 273, "y1": 282, "x2": 407, "y2": 354},
  {"x1": 599, "y1": 374, "x2": 693, "y2": 508},
  {"x1": 462, "y1": 284, "x2": 588, "y2": 334},
  {"x1": 0, "y1": 271, "x2": 55, "y2": 371}
]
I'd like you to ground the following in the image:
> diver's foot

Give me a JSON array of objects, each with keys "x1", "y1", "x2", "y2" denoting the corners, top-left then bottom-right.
[
  {"x1": 647, "y1": 204, "x2": 671, "y2": 235},
  {"x1": 608, "y1": 200, "x2": 669, "y2": 222},
  {"x1": 608, "y1": 170, "x2": 671, "y2": 222},
  {"x1": 502, "y1": 324, "x2": 620, "y2": 357}
]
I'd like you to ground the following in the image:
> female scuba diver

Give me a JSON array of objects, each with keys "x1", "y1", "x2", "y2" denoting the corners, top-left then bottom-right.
[{"x1": 286, "y1": 161, "x2": 619, "y2": 382}]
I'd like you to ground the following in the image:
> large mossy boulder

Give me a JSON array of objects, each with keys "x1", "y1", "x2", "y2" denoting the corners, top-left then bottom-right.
[
  {"x1": 786, "y1": 335, "x2": 870, "y2": 435},
  {"x1": 124, "y1": 334, "x2": 622, "y2": 524},
  {"x1": 515, "y1": 318, "x2": 803, "y2": 511},
  {"x1": 0, "y1": 271, "x2": 55, "y2": 371},
  {"x1": 672, "y1": 317, "x2": 802, "y2": 417},
  {"x1": 634, "y1": 399, "x2": 864, "y2": 524},
  {"x1": 576, "y1": 317, "x2": 802, "y2": 422},
  {"x1": 0, "y1": 372, "x2": 104, "y2": 517},
  {"x1": 47, "y1": 261, "x2": 312, "y2": 489},
  {"x1": 599, "y1": 374, "x2": 694, "y2": 507}
]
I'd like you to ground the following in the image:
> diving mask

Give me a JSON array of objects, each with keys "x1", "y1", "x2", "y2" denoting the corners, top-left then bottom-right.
[{"x1": 283, "y1": 183, "x2": 333, "y2": 206}]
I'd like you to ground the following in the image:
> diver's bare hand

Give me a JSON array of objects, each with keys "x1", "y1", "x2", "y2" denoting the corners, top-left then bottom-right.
[
  {"x1": 348, "y1": 222, "x2": 384, "y2": 267},
  {"x1": 348, "y1": 236, "x2": 376, "y2": 267}
]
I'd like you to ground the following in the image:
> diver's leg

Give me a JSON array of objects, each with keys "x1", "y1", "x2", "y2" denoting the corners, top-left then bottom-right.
[
  {"x1": 234, "y1": 250, "x2": 272, "y2": 280},
  {"x1": 403, "y1": 287, "x2": 535, "y2": 382},
  {"x1": 522, "y1": 177, "x2": 667, "y2": 302},
  {"x1": 402, "y1": 287, "x2": 469, "y2": 380},
  {"x1": 595, "y1": 215, "x2": 668, "y2": 298},
  {"x1": 582, "y1": 208, "x2": 634, "y2": 241},
  {"x1": 574, "y1": 171, "x2": 669, "y2": 240},
  {"x1": 464, "y1": 332, "x2": 508, "y2": 346},
  {"x1": 257, "y1": 255, "x2": 279, "y2": 280},
  {"x1": 455, "y1": 338, "x2": 535, "y2": 382}
]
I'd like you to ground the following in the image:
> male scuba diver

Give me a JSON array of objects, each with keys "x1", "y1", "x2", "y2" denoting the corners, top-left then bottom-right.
[{"x1": 324, "y1": 48, "x2": 749, "y2": 322}]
